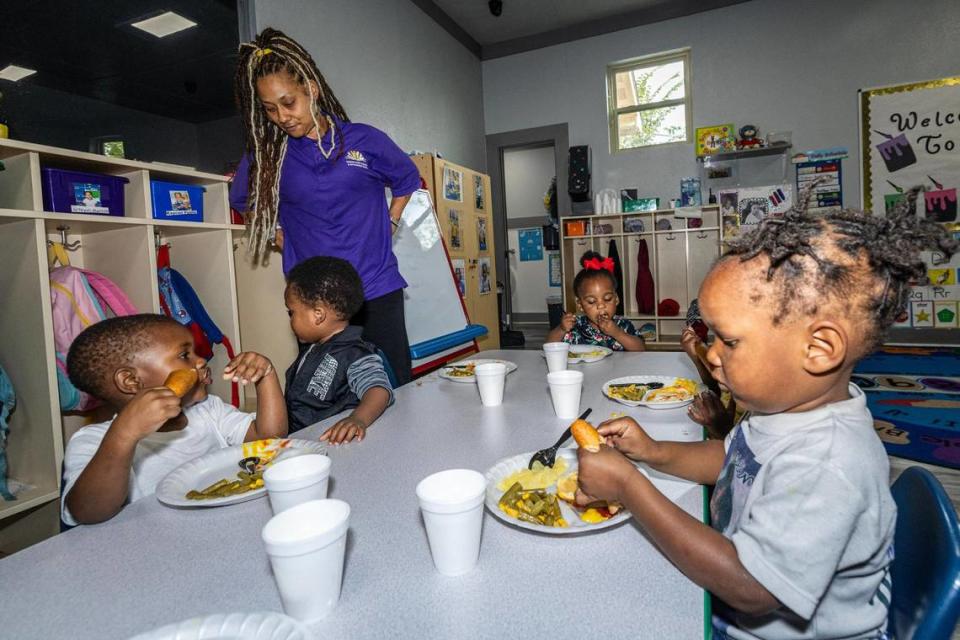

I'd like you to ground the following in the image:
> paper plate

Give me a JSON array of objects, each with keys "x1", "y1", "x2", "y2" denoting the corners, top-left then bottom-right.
[
  {"x1": 129, "y1": 611, "x2": 312, "y2": 640},
  {"x1": 156, "y1": 439, "x2": 327, "y2": 508},
  {"x1": 567, "y1": 345, "x2": 613, "y2": 364},
  {"x1": 438, "y1": 359, "x2": 518, "y2": 383},
  {"x1": 602, "y1": 375, "x2": 699, "y2": 410},
  {"x1": 485, "y1": 449, "x2": 638, "y2": 535}
]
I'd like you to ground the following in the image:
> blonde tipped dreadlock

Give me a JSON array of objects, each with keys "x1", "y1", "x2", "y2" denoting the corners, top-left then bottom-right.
[{"x1": 235, "y1": 28, "x2": 350, "y2": 260}]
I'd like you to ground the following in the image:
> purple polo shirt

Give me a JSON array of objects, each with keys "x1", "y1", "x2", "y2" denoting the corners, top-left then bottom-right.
[{"x1": 230, "y1": 118, "x2": 421, "y2": 300}]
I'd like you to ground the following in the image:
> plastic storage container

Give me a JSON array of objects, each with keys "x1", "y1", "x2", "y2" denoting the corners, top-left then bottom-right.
[
  {"x1": 40, "y1": 168, "x2": 129, "y2": 216},
  {"x1": 150, "y1": 180, "x2": 205, "y2": 222}
]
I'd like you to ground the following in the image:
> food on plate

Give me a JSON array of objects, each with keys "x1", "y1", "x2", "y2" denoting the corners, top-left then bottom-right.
[
  {"x1": 646, "y1": 386, "x2": 694, "y2": 403},
  {"x1": 570, "y1": 348, "x2": 607, "y2": 359},
  {"x1": 556, "y1": 472, "x2": 622, "y2": 523},
  {"x1": 498, "y1": 482, "x2": 568, "y2": 527},
  {"x1": 571, "y1": 418, "x2": 602, "y2": 452},
  {"x1": 444, "y1": 363, "x2": 476, "y2": 377},
  {"x1": 241, "y1": 438, "x2": 293, "y2": 471},
  {"x1": 164, "y1": 368, "x2": 198, "y2": 397},
  {"x1": 186, "y1": 470, "x2": 264, "y2": 500},
  {"x1": 672, "y1": 377, "x2": 699, "y2": 395},
  {"x1": 496, "y1": 457, "x2": 569, "y2": 491},
  {"x1": 606, "y1": 383, "x2": 649, "y2": 402}
]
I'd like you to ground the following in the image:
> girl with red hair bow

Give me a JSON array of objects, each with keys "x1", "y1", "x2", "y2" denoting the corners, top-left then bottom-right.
[{"x1": 545, "y1": 251, "x2": 645, "y2": 351}]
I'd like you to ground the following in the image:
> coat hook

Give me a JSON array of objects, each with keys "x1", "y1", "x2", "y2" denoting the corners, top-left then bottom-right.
[
  {"x1": 154, "y1": 229, "x2": 170, "y2": 249},
  {"x1": 49, "y1": 225, "x2": 81, "y2": 250},
  {"x1": 696, "y1": 231, "x2": 708, "y2": 239}
]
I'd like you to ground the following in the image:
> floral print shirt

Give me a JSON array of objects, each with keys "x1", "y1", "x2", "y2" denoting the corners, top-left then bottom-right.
[{"x1": 562, "y1": 315, "x2": 641, "y2": 350}]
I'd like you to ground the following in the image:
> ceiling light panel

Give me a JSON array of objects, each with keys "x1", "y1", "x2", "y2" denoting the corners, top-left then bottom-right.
[
  {"x1": 0, "y1": 64, "x2": 38, "y2": 82},
  {"x1": 131, "y1": 11, "x2": 197, "y2": 38}
]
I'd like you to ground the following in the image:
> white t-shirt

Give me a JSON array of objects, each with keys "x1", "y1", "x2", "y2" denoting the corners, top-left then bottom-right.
[
  {"x1": 61, "y1": 395, "x2": 253, "y2": 526},
  {"x1": 710, "y1": 384, "x2": 896, "y2": 639}
]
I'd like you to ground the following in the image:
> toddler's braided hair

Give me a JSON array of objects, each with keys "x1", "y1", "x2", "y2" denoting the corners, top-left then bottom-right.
[
  {"x1": 724, "y1": 183, "x2": 957, "y2": 351},
  {"x1": 235, "y1": 28, "x2": 349, "y2": 262}
]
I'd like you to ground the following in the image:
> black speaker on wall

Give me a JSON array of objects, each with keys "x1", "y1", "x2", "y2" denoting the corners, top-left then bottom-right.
[{"x1": 567, "y1": 145, "x2": 591, "y2": 202}]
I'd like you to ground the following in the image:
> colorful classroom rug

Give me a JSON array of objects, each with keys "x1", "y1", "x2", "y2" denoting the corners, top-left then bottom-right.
[{"x1": 853, "y1": 347, "x2": 960, "y2": 469}]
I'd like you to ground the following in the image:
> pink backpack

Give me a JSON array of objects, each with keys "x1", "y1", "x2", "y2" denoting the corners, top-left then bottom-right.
[{"x1": 50, "y1": 266, "x2": 138, "y2": 411}]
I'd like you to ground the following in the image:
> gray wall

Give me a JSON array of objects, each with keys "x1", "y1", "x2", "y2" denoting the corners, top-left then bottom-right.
[
  {"x1": 254, "y1": 0, "x2": 486, "y2": 170},
  {"x1": 195, "y1": 115, "x2": 245, "y2": 175},
  {"x1": 482, "y1": 0, "x2": 960, "y2": 210},
  {"x1": 503, "y1": 145, "x2": 555, "y2": 219},
  {"x1": 5, "y1": 83, "x2": 200, "y2": 168}
]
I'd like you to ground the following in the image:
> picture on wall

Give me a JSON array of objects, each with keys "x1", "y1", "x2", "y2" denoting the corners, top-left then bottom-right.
[
  {"x1": 722, "y1": 214, "x2": 740, "y2": 239},
  {"x1": 695, "y1": 124, "x2": 736, "y2": 157},
  {"x1": 738, "y1": 197, "x2": 768, "y2": 226},
  {"x1": 718, "y1": 189, "x2": 738, "y2": 218},
  {"x1": 443, "y1": 166, "x2": 463, "y2": 202},
  {"x1": 518, "y1": 227, "x2": 544, "y2": 262},
  {"x1": 477, "y1": 216, "x2": 488, "y2": 252},
  {"x1": 451, "y1": 258, "x2": 466, "y2": 296},
  {"x1": 478, "y1": 257, "x2": 492, "y2": 295},
  {"x1": 474, "y1": 175, "x2": 485, "y2": 210},
  {"x1": 548, "y1": 252, "x2": 562, "y2": 287},
  {"x1": 448, "y1": 209, "x2": 462, "y2": 249}
]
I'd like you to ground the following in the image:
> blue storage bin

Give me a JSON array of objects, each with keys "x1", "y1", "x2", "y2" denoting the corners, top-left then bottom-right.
[
  {"x1": 150, "y1": 180, "x2": 205, "y2": 222},
  {"x1": 40, "y1": 168, "x2": 128, "y2": 216}
]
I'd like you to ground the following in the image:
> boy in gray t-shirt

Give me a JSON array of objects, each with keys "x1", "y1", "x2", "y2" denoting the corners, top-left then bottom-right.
[{"x1": 573, "y1": 191, "x2": 954, "y2": 639}]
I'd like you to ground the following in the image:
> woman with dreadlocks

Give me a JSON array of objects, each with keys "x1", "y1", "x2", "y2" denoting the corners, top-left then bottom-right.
[
  {"x1": 230, "y1": 28, "x2": 420, "y2": 385},
  {"x1": 574, "y1": 186, "x2": 955, "y2": 639}
]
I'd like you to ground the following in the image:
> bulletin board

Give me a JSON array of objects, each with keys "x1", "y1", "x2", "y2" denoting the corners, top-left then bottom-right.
[{"x1": 859, "y1": 76, "x2": 960, "y2": 330}]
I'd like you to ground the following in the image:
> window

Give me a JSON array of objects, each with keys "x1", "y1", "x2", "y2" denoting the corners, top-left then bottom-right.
[{"x1": 607, "y1": 49, "x2": 691, "y2": 152}]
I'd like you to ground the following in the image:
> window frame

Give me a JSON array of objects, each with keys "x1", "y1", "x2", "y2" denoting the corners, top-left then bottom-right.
[{"x1": 606, "y1": 48, "x2": 693, "y2": 153}]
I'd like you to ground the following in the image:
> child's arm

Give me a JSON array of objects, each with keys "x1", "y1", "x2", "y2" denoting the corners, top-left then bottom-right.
[
  {"x1": 66, "y1": 388, "x2": 183, "y2": 524},
  {"x1": 687, "y1": 391, "x2": 736, "y2": 440},
  {"x1": 545, "y1": 312, "x2": 576, "y2": 343},
  {"x1": 598, "y1": 317, "x2": 645, "y2": 351},
  {"x1": 681, "y1": 327, "x2": 720, "y2": 394},
  {"x1": 224, "y1": 352, "x2": 288, "y2": 441},
  {"x1": 577, "y1": 447, "x2": 779, "y2": 615},
  {"x1": 321, "y1": 386, "x2": 391, "y2": 444},
  {"x1": 597, "y1": 416, "x2": 725, "y2": 486}
]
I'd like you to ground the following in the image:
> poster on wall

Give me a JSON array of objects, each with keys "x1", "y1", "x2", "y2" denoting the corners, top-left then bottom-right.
[
  {"x1": 860, "y1": 75, "x2": 960, "y2": 328},
  {"x1": 474, "y1": 175, "x2": 485, "y2": 210},
  {"x1": 443, "y1": 166, "x2": 463, "y2": 202},
  {"x1": 548, "y1": 252, "x2": 562, "y2": 287},
  {"x1": 448, "y1": 209, "x2": 461, "y2": 249},
  {"x1": 478, "y1": 257, "x2": 492, "y2": 295},
  {"x1": 451, "y1": 259, "x2": 466, "y2": 297},
  {"x1": 477, "y1": 216, "x2": 488, "y2": 252},
  {"x1": 518, "y1": 227, "x2": 543, "y2": 262}
]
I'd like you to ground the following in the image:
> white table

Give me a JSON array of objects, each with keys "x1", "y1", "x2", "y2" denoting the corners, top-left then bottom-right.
[{"x1": 0, "y1": 351, "x2": 709, "y2": 639}]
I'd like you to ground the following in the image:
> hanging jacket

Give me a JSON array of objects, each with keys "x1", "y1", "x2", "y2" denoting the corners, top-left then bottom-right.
[
  {"x1": 635, "y1": 238, "x2": 655, "y2": 314},
  {"x1": 607, "y1": 239, "x2": 625, "y2": 316}
]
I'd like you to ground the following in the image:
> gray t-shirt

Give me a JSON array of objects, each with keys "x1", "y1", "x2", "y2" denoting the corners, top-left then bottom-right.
[{"x1": 710, "y1": 384, "x2": 896, "y2": 639}]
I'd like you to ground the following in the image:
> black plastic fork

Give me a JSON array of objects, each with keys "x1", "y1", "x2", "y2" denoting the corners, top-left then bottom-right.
[{"x1": 527, "y1": 408, "x2": 592, "y2": 469}]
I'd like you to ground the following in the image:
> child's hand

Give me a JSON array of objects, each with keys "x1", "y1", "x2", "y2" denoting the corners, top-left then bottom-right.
[
  {"x1": 596, "y1": 314, "x2": 621, "y2": 337},
  {"x1": 597, "y1": 416, "x2": 659, "y2": 462},
  {"x1": 320, "y1": 415, "x2": 367, "y2": 445},
  {"x1": 575, "y1": 445, "x2": 637, "y2": 505},
  {"x1": 223, "y1": 352, "x2": 275, "y2": 385},
  {"x1": 680, "y1": 326, "x2": 701, "y2": 360},
  {"x1": 114, "y1": 387, "x2": 183, "y2": 442},
  {"x1": 688, "y1": 391, "x2": 735, "y2": 439},
  {"x1": 559, "y1": 312, "x2": 576, "y2": 333}
]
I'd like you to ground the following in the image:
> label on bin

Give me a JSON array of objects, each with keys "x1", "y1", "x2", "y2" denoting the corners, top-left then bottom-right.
[
  {"x1": 70, "y1": 183, "x2": 110, "y2": 214},
  {"x1": 164, "y1": 189, "x2": 197, "y2": 216}
]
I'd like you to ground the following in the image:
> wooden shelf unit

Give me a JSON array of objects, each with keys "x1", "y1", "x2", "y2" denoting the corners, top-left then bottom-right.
[
  {"x1": 559, "y1": 205, "x2": 723, "y2": 346},
  {"x1": 0, "y1": 138, "x2": 245, "y2": 551}
]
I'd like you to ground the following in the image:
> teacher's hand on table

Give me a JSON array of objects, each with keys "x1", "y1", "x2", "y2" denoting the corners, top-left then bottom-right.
[{"x1": 320, "y1": 415, "x2": 368, "y2": 445}]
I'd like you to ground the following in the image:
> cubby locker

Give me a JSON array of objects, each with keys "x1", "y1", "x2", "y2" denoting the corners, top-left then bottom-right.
[
  {"x1": 563, "y1": 236, "x2": 593, "y2": 311},
  {"x1": 623, "y1": 233, "x2": 657, "y2": 319},
  {"x1": 686, "y1": 229, "x2": 721, "y2": 303},
  {"x1": 655, "y1": 209, "x2": 689, "y2": 231},
  {"x1": 158, "y1": 227, "x2": 243, "y2": 404},
  {"x1": 0, "y1": 150, "x2": 41, "y2": 211},
  {"x1": 590, "y1": 216, "x2": 622, "y2": 236},
  {"x1": 655, "y1": 231, "x2": 689, "y2": 342},
  {"x1": 0, "y1": 218, "x2": 62, "y2": 522}
]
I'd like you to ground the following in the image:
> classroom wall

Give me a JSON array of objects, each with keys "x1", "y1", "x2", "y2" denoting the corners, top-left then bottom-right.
[
  {"x1": 4, "y1": 83, "x2": 201, "y2": 168},
  {"x1": 253, "y1": 0, "x2": 487, "y2": 171},
  {"x1": 481, "y1": 0, "x2": 960, "y2": 209},
  {"x1": 195, "y1": 115, "x2": 244, "y2": 175}
]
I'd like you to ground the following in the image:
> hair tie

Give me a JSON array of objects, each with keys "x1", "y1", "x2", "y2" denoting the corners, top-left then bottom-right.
[
  {"x1": 583, "y1": 257, "x2": 615, "y2": 273},
  {"x1": 254, "y1": 47, "x2": 274, "y2": 58}
]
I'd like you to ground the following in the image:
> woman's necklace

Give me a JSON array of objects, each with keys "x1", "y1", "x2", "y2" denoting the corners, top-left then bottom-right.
[{"x1": 316, "y1": 114, "x2": 336, "y2": 159}]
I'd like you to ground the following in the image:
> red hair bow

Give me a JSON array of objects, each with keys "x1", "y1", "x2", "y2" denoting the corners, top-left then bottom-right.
[{"x1": 584, "y1": 256, "x2": 615, "y2": 273}]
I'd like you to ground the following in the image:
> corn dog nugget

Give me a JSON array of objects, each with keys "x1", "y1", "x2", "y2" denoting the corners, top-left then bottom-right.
[
  {"x1": 164, "y1": 369, "x2": 198, "y2": 398},
  {"x1": 571, "y1": 419, "x2": 602, "y2": 452}
]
